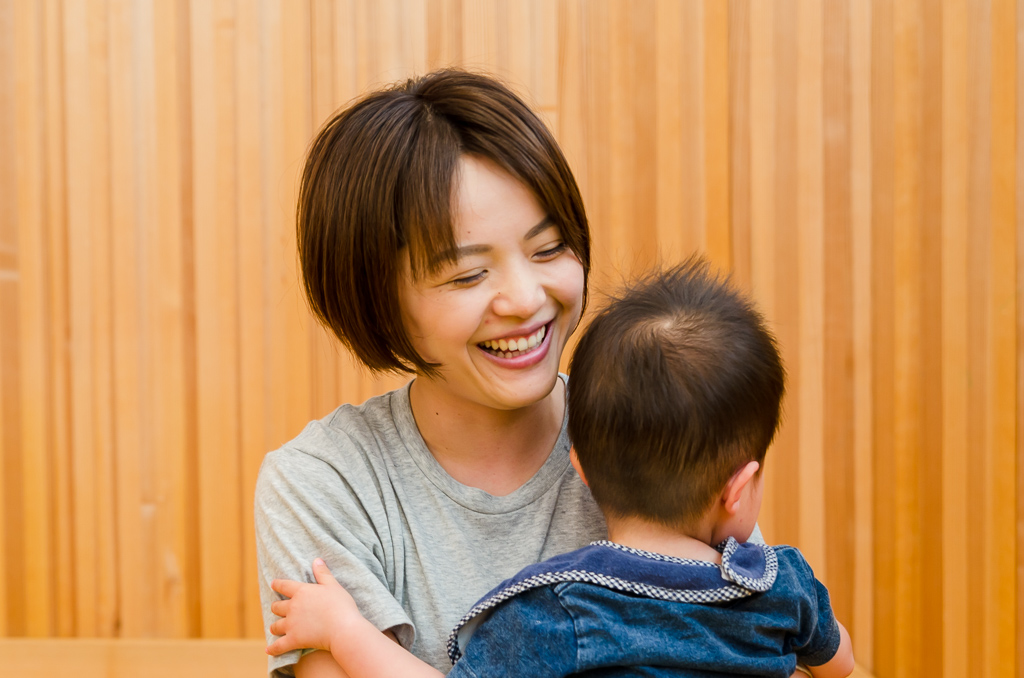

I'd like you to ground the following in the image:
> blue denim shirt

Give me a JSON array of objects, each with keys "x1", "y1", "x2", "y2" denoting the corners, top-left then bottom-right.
[{"x1": 445, "y1": 538, "x2": 840, "y2": 677}]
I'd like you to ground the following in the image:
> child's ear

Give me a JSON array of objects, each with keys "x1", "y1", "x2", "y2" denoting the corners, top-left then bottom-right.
[
  {"x1": 722, "y1": 461, "x2": 760, "y2": 514},
  {"x1": 569, "y1": 446, "x2": 589, "y2": 487}
]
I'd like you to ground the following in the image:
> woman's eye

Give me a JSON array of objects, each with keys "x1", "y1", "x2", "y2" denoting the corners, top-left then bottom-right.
[
  {"x1": 450, "y1": 271, "x2": 486, "y2": 287},
  {"x1": 535, "y1": 243, "x2": 567, "y2": 259}
]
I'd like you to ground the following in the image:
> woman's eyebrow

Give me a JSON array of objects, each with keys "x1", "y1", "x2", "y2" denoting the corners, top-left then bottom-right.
[
  {"x1": 428, "y1": 217, "x2": 555, "y2": 268},
  {"x1": 429, "y1": 243, "x2": 490, "y2": 269},
  {"x1": 523, "y1": 216, "x2": 555, "y2": 241}
]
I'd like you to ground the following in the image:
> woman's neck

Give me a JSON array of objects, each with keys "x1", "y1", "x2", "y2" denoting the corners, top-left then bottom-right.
[{"x1": 408, "y1": 377, "x2": 566, "y2": 496}]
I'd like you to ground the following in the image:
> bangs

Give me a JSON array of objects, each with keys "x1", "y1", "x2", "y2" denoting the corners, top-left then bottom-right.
[{"x1": 396, "y1": 105, "x2": 462, "y2": 278}]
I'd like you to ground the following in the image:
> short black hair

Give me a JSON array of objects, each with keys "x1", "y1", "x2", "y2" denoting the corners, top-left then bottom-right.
[
  {"x1": 297, "y1": 69, "x2": 590, "y2": 375},
  {"x1": 567, "y1": 258, "x2": 785, "y2": 529}
]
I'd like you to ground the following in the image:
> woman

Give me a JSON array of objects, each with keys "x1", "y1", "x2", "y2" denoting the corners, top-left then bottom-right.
[{"x1": 255, "y1": 70, "x2": 605, "y2": 677}]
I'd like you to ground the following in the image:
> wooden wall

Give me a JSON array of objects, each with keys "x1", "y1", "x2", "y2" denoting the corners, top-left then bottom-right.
[{"x1": 0, "y1": 1, "x2": 1019, "y2": 677}]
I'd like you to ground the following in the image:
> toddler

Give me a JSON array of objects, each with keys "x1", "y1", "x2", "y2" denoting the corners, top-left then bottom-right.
[{"x1": 266, "y1": 258, "x2": 854, "y2": 677}]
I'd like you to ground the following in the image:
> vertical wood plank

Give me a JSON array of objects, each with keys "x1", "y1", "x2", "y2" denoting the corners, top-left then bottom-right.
[
  {"x1": 822, "y1": 0, "x2": 854, "y2": 624},
  {"x1": 279, "y1": 0, "x2": 314, "y2": 448},
  {"x1": 989, "y1": 0, "x2": 1018, "y2": 672},
  {"x1": 191, "y1": 0, "x2": 242, "y2": 637},
  {"x1": 606, "y1": 0, "x2": 635, "y2": 274},
  {"x1": 14, "y1": 0, "x2": 56, "y2": 637},
  {"x1": 307, "y1": 0, "x2": 344, "y2": 428},
  {"x1": 259, "y1": 0, "x2": 292, "y2": 447},
  {"x1": 532, "y1": 0, "x2": 558, "y2": 110},
  {"x1": 235, "y1": 0, "x2": 267, "y2": 639},
  {"x1": 505, "y1": 0, "x2": 532, "y2": 95},
  {"x1": 62, "y1": 0, "x2": 96, "y2": 638},
  {"x1": 747, "y1": 0, "x2": 778, "y2": 537},
  {"x1": 966, "y1": 1, "x2": 993, "y2": 672},
  {"x1": 64, "y1": 0, "x2": 120, "y2": 637},
  {"x1": 0, "y1": 0, "x2": 17, "y2": 640},
  {"x1": 88, "y1": 0, "x2": 120, "y2": 637},
  {"x1": 703, "y1": 0, "x2": 730, "y2": 270},
  {"x1": 654, "y1": 0, "x2": 685, "y2": 266},
  {"x1": 43, "y1": 0, "x2": 74, "y2": 639},
  {"x1": 893, "y1": 0, "x2": 925, "y2": 672},
  {"x1": 870, "y1": 0, "x2": 897, "y2": 672},
  {"x1": 579, "y1": 0, "x2": 611, "y2": 289},
  {"x1": 796, "y1": 0, "x2": 826, "y2": 572},
  {"x1": 728, "y1": 0, "x2": 751, "y2": 288},
  {"x1": 770, "y1": 0, "x2": 802, "y2": 549},
  {"x1": 632, "y1": 0, "x2": 657, "y2": 267},
  {"x1": 426, "y1": 0, "x2": 461, "y2": 70},
  {"x1": 462, "y1": 0, "x2": 497, "y2": 71},
  {"x1": 919, "y1": 1, "x2": 946, "y2": 675},
  {"x1": 679, "y1": 0, "x2": 705, "y2": 263},
  {"x1": 149, "y1": 0, "x2": 192, "y2": 637},
  {"x1": 942, "y1": 0, "x2": 970, "y2": 669},
  {"x1": 108, "y1": 0, "x2": 149, "y2": 637},
  {"x1": 848, "y1": 0, "x2": 874, "y2": 662},
  {"x1": 1018, "y1": 0, "x2": 1024, "y2": 673}
]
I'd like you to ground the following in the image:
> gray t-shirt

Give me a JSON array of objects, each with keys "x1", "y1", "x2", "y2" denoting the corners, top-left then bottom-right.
[{"x1": 255, "y1": 379, "x2": 607, "y2": 676}]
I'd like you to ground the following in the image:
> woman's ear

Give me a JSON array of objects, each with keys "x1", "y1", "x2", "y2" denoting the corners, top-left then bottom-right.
[
  {"x1": 569, "y1": 446, "x2": 589, "y2": 487},
  {"x1": 722, "y1": 461, "x2": 760, "y2": 514}
]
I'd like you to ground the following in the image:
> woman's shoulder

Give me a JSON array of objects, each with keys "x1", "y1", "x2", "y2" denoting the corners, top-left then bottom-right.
[{"x1": 260, "y1": 383, "x2": 416, "y2": 481}]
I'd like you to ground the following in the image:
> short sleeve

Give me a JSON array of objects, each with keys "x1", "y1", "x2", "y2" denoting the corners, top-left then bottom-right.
[
  {"x1": 787, "y1": 553, "x2": 842, "y2": 667},
  {"x1": 255, "y1": 428, "x2": 412, "y2": 678},
  {"x1": 448, "y1": 587, "x2": 579, "y2": 678}
]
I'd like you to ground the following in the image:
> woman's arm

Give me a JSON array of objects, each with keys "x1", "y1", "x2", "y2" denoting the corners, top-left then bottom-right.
[
  {"x1": 295, "y1": 650, "x2": 350, "y2": 678},
  {"x1": 269, "y1": 559, "x2": 443, "y2": 678},
  {"x1": 293, "y1": 629, "x2": 404, "y2": 678},
  {"x1": 256, "y1": 444, "x2": 416, "y2": 677}
]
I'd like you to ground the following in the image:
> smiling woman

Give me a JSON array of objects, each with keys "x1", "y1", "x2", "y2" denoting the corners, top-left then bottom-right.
[
  {"x1": 255, "y1": 70, "x2": 605, "y2": 678},
  {"x1": 398, "y1": 155, "x2": 585, "y2": 413}
]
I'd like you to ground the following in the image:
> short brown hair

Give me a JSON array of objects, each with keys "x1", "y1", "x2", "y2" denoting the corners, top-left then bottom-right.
[
  {"x1": 297, "y1": 69, "x2": 591, "y2": 374},
  {"x1": 567, "y1": 259, "x2": 785, "y2": 529}
]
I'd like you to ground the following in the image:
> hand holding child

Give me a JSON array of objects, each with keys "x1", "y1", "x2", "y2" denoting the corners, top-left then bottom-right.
[
  {"x1": 267, "y1": 558, "x2": 360, "y2": 657},
  {"x1": 267, "y1": 558, "x2": 443, "y2": 678}
]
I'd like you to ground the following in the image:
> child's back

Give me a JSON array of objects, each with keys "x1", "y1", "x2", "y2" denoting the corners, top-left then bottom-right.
[
  {"x1": 266, "y1": 259, "x2": 854, "y2": 678},
  {"x1": 445, "y1": 259, "x2": 853, "y2": 677}
]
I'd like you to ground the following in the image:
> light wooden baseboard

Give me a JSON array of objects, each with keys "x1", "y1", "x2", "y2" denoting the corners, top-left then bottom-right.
[
  {"x1": 0, "y1": 638, "x2": 268, "y2": 677},
  {"x1": 1, "y1": 638, "x2": 877, "y2": 677}
]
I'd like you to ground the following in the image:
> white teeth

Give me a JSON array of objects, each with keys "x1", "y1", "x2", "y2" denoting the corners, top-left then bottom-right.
[{"x1": 482, "y1": 326, "x2": 547, "y2": 355}]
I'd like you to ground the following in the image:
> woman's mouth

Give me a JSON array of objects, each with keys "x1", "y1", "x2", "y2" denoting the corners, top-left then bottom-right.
[{"x1": 478, "y1": 324, "x2": 548, "y2": 359}]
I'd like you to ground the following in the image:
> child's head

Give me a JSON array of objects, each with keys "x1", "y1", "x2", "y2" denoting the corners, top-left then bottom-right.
[{"x1": 567, "y1": 258, "x2": 785, "y2": 533}]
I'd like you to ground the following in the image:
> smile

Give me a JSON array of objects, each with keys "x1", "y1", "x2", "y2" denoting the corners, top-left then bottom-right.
[{"x1": 478, "y1": 324, "x2": 548, "y2": 358}]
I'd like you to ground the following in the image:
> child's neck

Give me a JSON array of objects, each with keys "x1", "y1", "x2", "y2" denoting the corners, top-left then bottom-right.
[{"x1": 605, "y1": 515, "x2": 723, "y2": 564}]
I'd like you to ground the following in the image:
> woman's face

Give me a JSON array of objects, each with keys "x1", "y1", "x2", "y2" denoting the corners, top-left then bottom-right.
[{"x1": 398, "y1": 155, "x2": 585, "y2": 412}]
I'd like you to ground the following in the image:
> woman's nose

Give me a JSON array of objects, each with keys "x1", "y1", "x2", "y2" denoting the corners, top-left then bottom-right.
[{"x1": 491, "y1": 270, "x2": 546, "y2": 319}]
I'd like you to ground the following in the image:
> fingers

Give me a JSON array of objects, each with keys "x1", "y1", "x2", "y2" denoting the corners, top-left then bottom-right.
[
  {"x1": 271, "y1": 578, "x2": 301, "y2": 598},
  {"x1": 266, "y1": 634, "x2": 298, "y2": 657},
  {"x1": 270, "y1": 598, "x2": 289, "y2": 617},
  {"x1": 311, "y1": 558, "x2": 338, "y2": 587}
]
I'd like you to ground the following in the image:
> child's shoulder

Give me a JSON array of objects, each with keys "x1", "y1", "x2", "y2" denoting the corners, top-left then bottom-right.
[
  {"x1": 768, "y1": 544, "x2": 813, "y2": 569},
  {"x1": 760, "y1": 544, "x2": 826, "y2": 598}
]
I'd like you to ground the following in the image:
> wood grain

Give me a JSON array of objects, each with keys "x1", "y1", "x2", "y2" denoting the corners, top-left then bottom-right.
[
  {"x1": 942, "y1": 1, "x2": 970, "y2": 676},
  {"x1": 1, "y1": 4, "x2": 1022, "y2": 677}
]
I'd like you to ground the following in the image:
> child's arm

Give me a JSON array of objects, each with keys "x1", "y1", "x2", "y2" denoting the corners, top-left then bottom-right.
[
  {"x1": 267, "y1": 558, "x2": 443, "y2": 678},
  {"x1": 804, "y1": 620, "x2": 854, "y2": 678}
]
